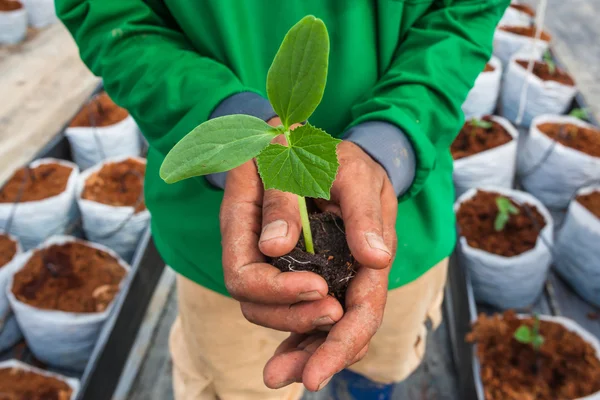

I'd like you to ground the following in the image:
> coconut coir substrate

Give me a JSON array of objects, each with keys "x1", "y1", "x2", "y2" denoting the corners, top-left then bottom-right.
[
  {"x1": 271, "y1": 212, "x2": 357, "y2": 303},
  {"x1": 516, "y1": 60, "x2": 575, "y2": 86},
  {"x1": 12, "y1": 241, "x2": 126, "y2": 313},
  {"x1": 0, "y1": 234, "x2": 17, "y2": 269},
  {"x1": 467, "y1": 310, "x2": 600, "y2": 400},
  {"x1": 500, "y1": 26, "x2": 551, "y2": 41},
  {"x1": 537, "y1": 122, "x2": 600, "y2": 158},
  {"x1": 451, "y1": 117, "x2": 512, "y2": 160},
  {"x1": 0, "y1": 0, "x2": 22, "y2": 11},
  {"x1": 82, "y1": 158, "x2": 146, "y2": 213},
  {"x1": 0, "y1": 163, "x2": 72, "y2": 203},
  {"x1": 577, "y1": 190, "x2": 600, "y2": 219},
  {"x1": 0, "y1": 366, "x2": 72, "y2": 400},
  {"x1": 69, "y1": 92, "x2": 129, "y2": 128},
  {"x1": 456, "y1": 190, "x2": 546, "y2": 256}
]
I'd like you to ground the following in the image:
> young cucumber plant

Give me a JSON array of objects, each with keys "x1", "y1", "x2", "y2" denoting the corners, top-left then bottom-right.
[
  {"x1": 470, "y1": 118, "x2": 493, "y2": 130},
  {"x1": 514, "y1": 314, "x2": 545, "y2": 352},
  {"x1": 494, "y1": 196, "x2": 519, "y2": 232},
  {"x1": 569, "y1": 107, "x2": 589, "y2": 120},
  {"x1": 159, "y1": 16, "x2": 339, "y2": 254},
  {"x1": 543, "y1": 51, "x2": 556, "y2": 75}
]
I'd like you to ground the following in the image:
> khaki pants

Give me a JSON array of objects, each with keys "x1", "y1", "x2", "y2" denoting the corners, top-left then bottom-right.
[{"x1": 169, "y1": 258, "x2": 448, "y2": 400}]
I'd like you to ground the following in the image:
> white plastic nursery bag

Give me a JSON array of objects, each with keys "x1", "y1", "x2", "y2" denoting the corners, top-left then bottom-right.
[
  {"x1": 21, "y1": 0, "x2": 57, "y2": 28},
  {"x1": 0, "y1": 359, "x2": 80, "y2": 399},
  {"x1": 0, "y1": 235, "x2": 22, "y2": 352},
  {"x1": 453, "y1": 116, "x2": 518, "y2": 198},
  {"x1": 501, "y1": 59, "x2": 577, "y2": 127},
  {"x1": 455, "y1": 187, "x2": 553, "y2": 310},
  {"x1": 498, "y1": 5, "x2": 533, "y2": 27},
  {"x1": 493, "y1": 27, "x2": 549, "y2": 67},
  {"x1": 0, "y1": 158, "x2": 79, "y2": 251},
  {"x1": 77, "y1": 156, "x2": 150, "y2": 262},
  {"x1": 0, "y1": 6, "x2": 27, "y2": 45},
  {"x1": 518, "y1": 115, "x2": 600, "y2": 209},
  {"x1": 65, "y1": 115, "x2": 142, "y2": 170},
  {"x1": 462, "y1": 56, "x2": 503, "y2": 119},
  {"x1": 554, "y1": 186, "x2": 600, "y2": 307},
  {"x1": 6, "y1": 235, "x2": 131, "y2": 371}
]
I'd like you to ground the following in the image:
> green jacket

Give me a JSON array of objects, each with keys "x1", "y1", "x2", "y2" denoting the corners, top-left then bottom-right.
[{"x1": 57, "y1": 0, "x2": 508, "y2": 295}]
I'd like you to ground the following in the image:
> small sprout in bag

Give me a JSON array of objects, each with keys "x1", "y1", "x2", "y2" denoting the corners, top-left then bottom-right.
[
  {"x1": 494, "y1": 196, "x2": 519, "y2": 231},
  {"x1": 543, "y1": 51, "x2": 556, "y2": 75},
  {"x1": 514, "y1": 314, "x2": 545, "y2": 352},
  {"x1": 470, "y1": 118, "x2": 493, "y2": 130},
  {"x1": 569, "y1": 108, "x2": 589, "y2": 121},
  {"x1": 159, "y1": 16, "x2": 339, "y2": 254}
]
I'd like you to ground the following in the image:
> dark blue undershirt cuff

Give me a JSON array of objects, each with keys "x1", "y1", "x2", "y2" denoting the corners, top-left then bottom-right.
[
  {"x1": 205, "y1": 92, "x2": 277, "y2": 189},
  {"x1": 343, "y1": 121, "x2": 416, "y2": 197}
]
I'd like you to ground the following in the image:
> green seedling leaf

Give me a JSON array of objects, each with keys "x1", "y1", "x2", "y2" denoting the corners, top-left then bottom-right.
[
  {"x1": 532, "y1": 334, "x2": 545, "y2": 350},
  {"x1": 256, "y1": 123, "x2": 341, "y2": 199},
  {"x1": 160, "y1": 115, "x2": 277, "y2": 183},
  {"x1": 494, "y1": 196, "x2": 520, "y2": 231},
  {"x1": 514, "y1": 325, "x2": 534, "y2": 344},
  {"x1": 569, "y1": 108, "x2": 589, "y2": 120},
  {"x1": 471, "y1": 118, "x2": 493, "y2": 129},
  {"x1": 267, "y1": 15, "x2": 329, "y2": 129},
  {"x1": 543, "y1": 51, "x2": 556, "y2": 75}
]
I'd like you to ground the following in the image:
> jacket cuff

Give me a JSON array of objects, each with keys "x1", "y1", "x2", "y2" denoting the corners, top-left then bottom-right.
[
  {"x1": 206, "y1": 92, "x2": 277, "y2": 189},
  {"x1": 343, "y1": 121, "x2": 416, "y2": 197}
]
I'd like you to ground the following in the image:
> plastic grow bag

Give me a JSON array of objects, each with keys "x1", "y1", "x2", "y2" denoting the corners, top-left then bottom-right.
[
  {"x1": 0, "y1": 158, "x2": 79, "y2": 251},
  {"x1": 0, "y1": 359, "x2": 80, "y2": 399},
  {"x1": 0, "y1": 7, "x2": 27, "y2": 45},
  {"x1": 77, "y1": 156, "x2": 150, "y2": 262},
  {"x1": 6, "y1": 235, "x2": 131, "y2": 371},
  {"x1": 462, "y1": 56, "x2": 503, "y2": 119},
  {"x1": 518, "y1": 115, "x2": 600, "y2": 209},
  {"x1": 498, "y1": 6, "x2": 533, "y2": 27},
  {"x1": 554, "y1": 186, "x2": 600, "y2": 307},
  {"x1": 493, "y1": 28, "x2": 549, "y2": 67},
  {"x1": 21, "y1": 0, "x2": 57, "y2": 28},
  {"x1": 455, "y1": 187, "x2": 553, "y2": 310},
  {"x1": 0, "y1": 235, "x2": 22, "y2": 352},
  {"x1": 501, "y1": 59, "x2": 577, "y2": 127},
  {"x1": 453, "y1": 116, "x2": 518, "y2": 198},
  {"x1": 65, "y1": 115, "x2": 142, "y2": 171}
]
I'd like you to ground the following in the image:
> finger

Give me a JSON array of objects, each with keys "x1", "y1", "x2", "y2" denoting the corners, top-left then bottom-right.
[
  {"x1": 241, "y1": 296, "x2": 343, "y2": 333},
  {"x1": 259, "y1": 189, "x2": 302, "y2": 257},
  {"x1": 221, "y1": 162, "x2": 328, "y2": 303},
  {"x1": 301, "y1": 265, "x2": 389, "y2": 391},
  {"x1": 381, "y1": 178, "x2": 399, "y2": 258},
  {"x1": 313, "y1": 198, "x2": 342, "y2": 217}
]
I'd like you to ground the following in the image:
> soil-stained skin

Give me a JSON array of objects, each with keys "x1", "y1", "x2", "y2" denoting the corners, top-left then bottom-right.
[{"x1": 451, "y1": 117, "x2": 512, "y2": 160}]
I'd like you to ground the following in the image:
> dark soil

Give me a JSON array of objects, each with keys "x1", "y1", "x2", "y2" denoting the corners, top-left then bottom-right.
[
  {"x1": 69, "y1": 92, "x2": 129, "y2": 128},
  {"x1": 271, "y1": 212, "x2": 357, "y2": 304},
  {"x1": 483, "y1": 63, "x2": 495, "y2": 73},
  {"x1": 499, "y1": 26, "x2": 551, "y2": 41},
  {"x1": 466, "y1": 311, "x2": 600, "y2": 400},
  {"x1": 0, "y1": 0, "x2": 22, "y2": 11},
  {"x1": 0, "y1": 163, "x2": 72, "y2": 203},
  {"x1": 456, "y1": 190, "x2": 546, "y2": 256},
  {"x1": 509, "y1": 3, "x2": 535, "y2": 17},
  {"x1": 451, "y1": 117, "x2": 512, "y2": 160},
  {"x1": 516, "y1": 60, "x2": 575, "y2": 86},
  {"x1": 0, "y1": 366, "x2": 72, "y2": 400},
  {"x1": 81, "y1": 158, "x2": 146, "y2": 212},
  {"x1": 11, "y1": 241, "x2": 126, "y2": 313},
  {"x1": 577, "y1": 190, "x2": 600, "y2": 219},
  {"x1": 537, "y1": 122, "x2": 600, "y2": 158},
  {"x1": 0, "y1": 234, "x2": 17, "y2": 269}
]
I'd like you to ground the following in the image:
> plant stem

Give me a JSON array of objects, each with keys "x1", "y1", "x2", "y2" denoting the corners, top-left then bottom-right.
[{"x1": 297, "y1": 195, "x2": 315, "y2": 254}]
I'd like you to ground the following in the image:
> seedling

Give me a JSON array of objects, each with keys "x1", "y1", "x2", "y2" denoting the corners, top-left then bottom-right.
[
  {"x1": 494, "y1": 196, "x2": 519, "y2": 231},
  {"x1": 543, "y1": 51, "x2": 556, "y2": 75},
  {"x1": 159, "y1": 16, "x2": 338, "y2": 254},
  {"x1": 569, "y1": 108, "x2": 589, "y2": 120},
  {"x1": 514, "y1": 314, "x2": 545, "y2": 352},
  {"x1": 470, "y1": 118, "x2": 493, "y2": 130}
]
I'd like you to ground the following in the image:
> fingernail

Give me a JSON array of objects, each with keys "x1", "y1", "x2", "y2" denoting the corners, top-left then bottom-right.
[
  {"x1": 365, "y1": 232, "x2": 391, "y2": 256},
  {"x1": 318, "y1": 376, "x2": 333, "y2": 391},
  {"x1": 313, "y1": 316, "x2": 334, "y2": 327},
  {"x1": 298, "y1": 291, "x2": 323, "y2": 301},
  {"x1": 260, "y1": 220, "x2": 288, "y2": 242},
  {"x1": 273, "y1": 379, "x2": 296, "y2": 389}
]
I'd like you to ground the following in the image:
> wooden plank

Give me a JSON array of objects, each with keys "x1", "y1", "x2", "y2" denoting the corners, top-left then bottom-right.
[{"x1": 0, "y1": 24, "x2": 100, "y2": 184}]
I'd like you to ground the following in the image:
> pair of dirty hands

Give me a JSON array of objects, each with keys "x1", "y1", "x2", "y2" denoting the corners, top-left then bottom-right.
[{"x1": 220, "y1": 118, "x2": 399, "y2": 391}]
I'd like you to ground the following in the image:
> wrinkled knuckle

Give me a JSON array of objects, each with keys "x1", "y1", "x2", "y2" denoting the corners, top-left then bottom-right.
[{"x1": 263, "y1": 191, "x2": 294, "y2": 217}]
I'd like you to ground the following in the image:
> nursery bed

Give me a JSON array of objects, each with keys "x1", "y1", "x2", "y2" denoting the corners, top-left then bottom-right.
[{"x1": 0, "y1": 117, "x2": 165, "y2": 400}]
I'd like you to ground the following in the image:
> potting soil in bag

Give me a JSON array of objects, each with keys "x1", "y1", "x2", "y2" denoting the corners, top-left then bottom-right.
[
  {"x1": 554, "y1": 186, "x2": 600, "y2": 307},
  {"x1": 455, "y1": 187, "x2": 553, "y2": 310},
  {"x1": 518, "y1": 115, "x2": 600, "y2": 209},
  {"x1": 0, "y1": 158, "x2": 79, "y2": 251},
  {"x1": 0, "y1": 359, "x2": 80, "y2": 400},
  {"x1": 462, "y1": 57, "x2": 503, "y2": 119},
  {"x1": 452, "y1": 116, "x2": 518, "y2": 198},
  {"x1": 77, "y1": 156, "x2": 149, "y2": 262},
  {"x1": 493, "y1": 26, "x2": 549, "y2": 66},
  {"x1": 501, "y1": 59, "x2": 577, "y2": 127},
  {"x1": 20, "y1": 0, "x2": 57, "y2": 28},
  {"x1": 0, "y1": 4, "x2": 27, "y2": 45},
  {"x1": 0, "y1": 234, "x2": 22, "y2": 352},
  {"x1": 6, "y1": 236, "x2": 130, "y2": 371}
]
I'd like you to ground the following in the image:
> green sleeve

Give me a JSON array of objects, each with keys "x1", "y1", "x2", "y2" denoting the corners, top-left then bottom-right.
[
  {"x1": 348, "y1": 0, "x2": 510, "y2": 201},
  {"x1": 56, "y1": 0, "x2": 252, "y2": 157}
]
